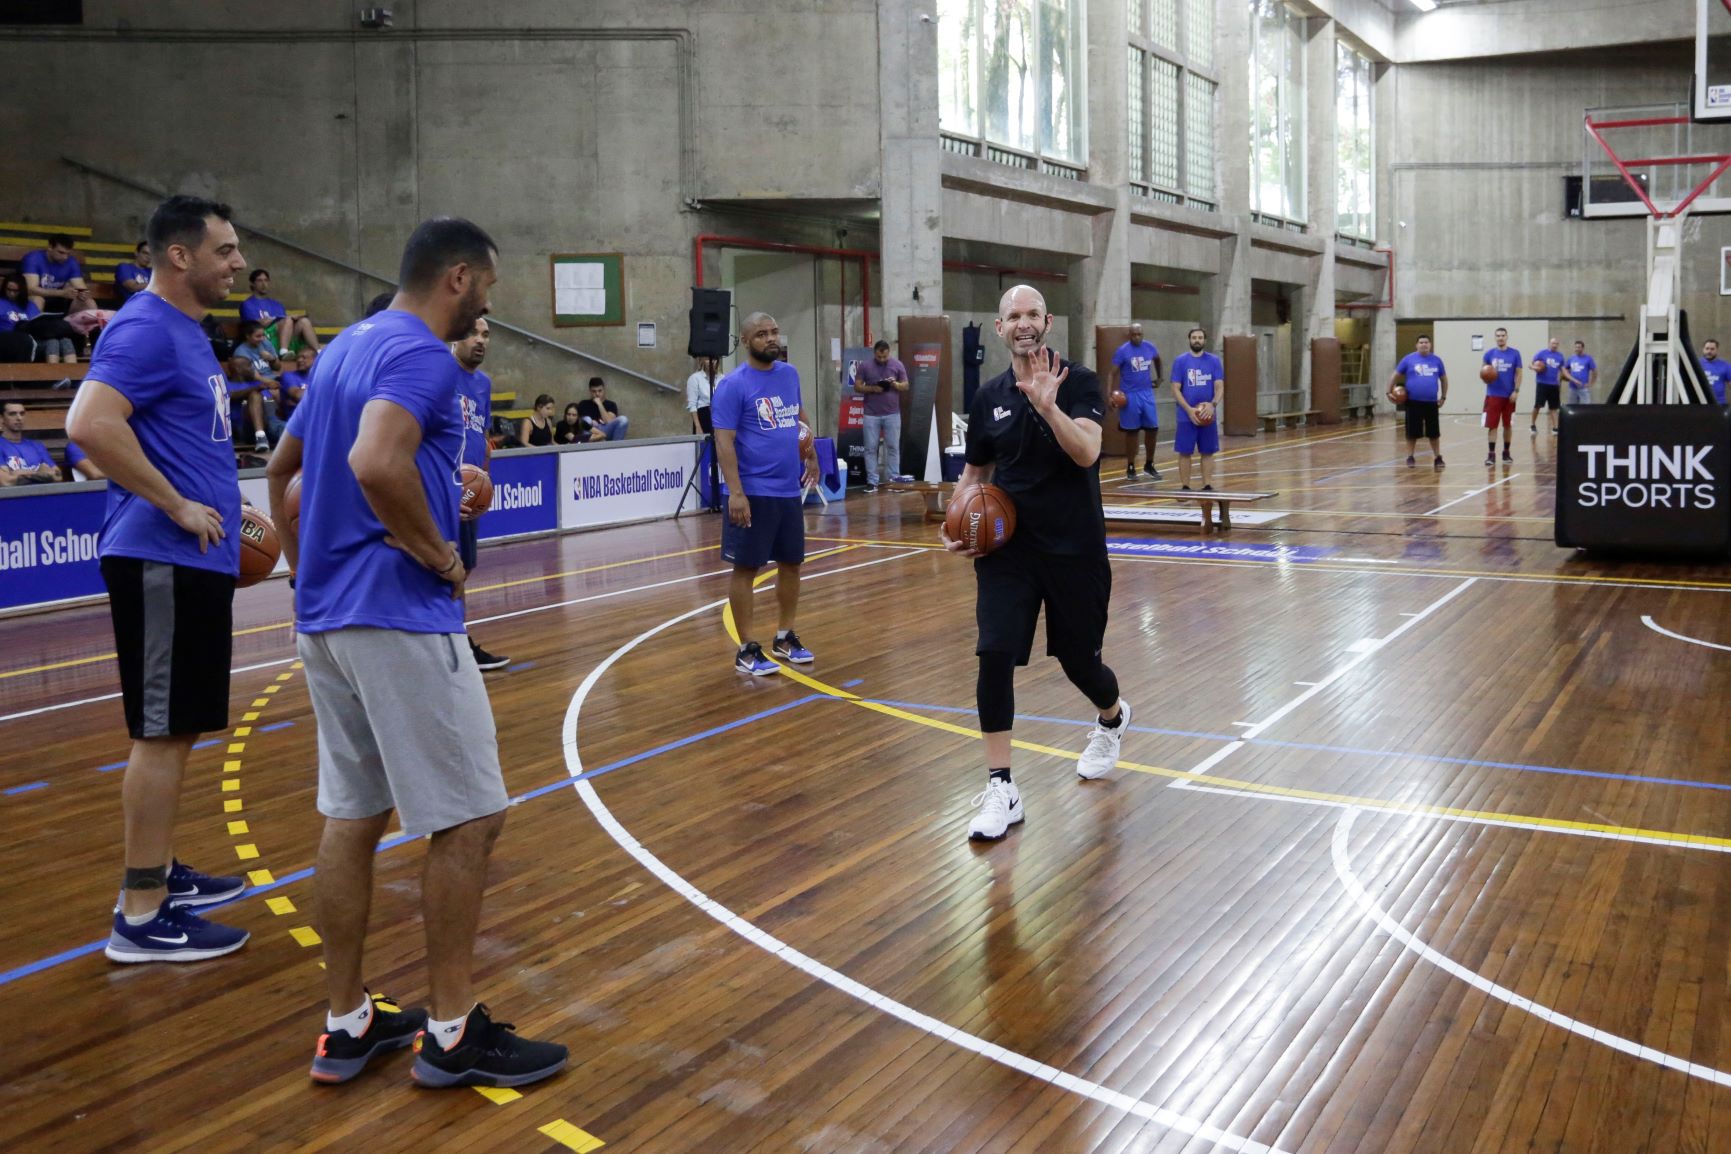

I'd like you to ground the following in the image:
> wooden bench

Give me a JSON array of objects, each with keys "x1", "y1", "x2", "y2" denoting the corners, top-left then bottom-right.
[
  {"x1": 1260, "y1": 409, "x2": 1322, "y2": 433},
  {"x1": 883, "y1": 481, "x2": 951, "y2": 522},
  {"x1": 1, "y1": 364, "x2": 87, "y2": 385},
  {"x1": 1106, "y1": 488, "x2": 1278, "y2": 534}
]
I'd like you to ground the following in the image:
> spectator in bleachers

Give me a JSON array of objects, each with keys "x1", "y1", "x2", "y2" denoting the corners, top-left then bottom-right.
[
  {"x1": 277, "y1": 347, "x2": 315, "y2": 422},
  {"x1": 518, "y1": 393, "x2": 556, "y2": 446},
  {"x1": 114, "y1": 242, "x2": 152, "y2": 300},
  {"x1": 65, "y1": 438, "x2": 105, "y2": 481},
  {"x1": 1, "y1": 273, "x2": 79, "y2": 363},
  {"x1": 0, "y1": 400, "x2": 60, "y2": 485},
  {"x1": 233, "y1": 319, "x2": 282, "y2": 380},
  {"x1": 578, "y1": 376, "x2": 629, "y2": 440},
  {"x1": 240, "y1": 268, "x2": 322, "y2": 353},
  {"x1": 555, "y1": 402, "x2": 589, "y2": 444},
  {"x1": 224, "y1": 352, "x2": 274, "y2": 453},
  {"x1": 364, "y1": 290, "x2": 394, "y2": 318},
  {"x1": 21, "y1": 234, "x2": 87, "y2": 314}
]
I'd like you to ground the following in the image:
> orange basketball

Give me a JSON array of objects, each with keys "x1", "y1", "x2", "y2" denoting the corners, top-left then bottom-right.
[
  {"x1": 943, "y1": 483, "x2": 1016, "y2": 555},
  {"x1": 1109, "y1": 389, "x2": 1128, "y2": 410},
  {"x1": 459, "y1": 464, "x2": 493, "y2": 519},
  {"x1": 798, "y1": 421, "x2": 814, "y2": 456},
  {"x1": 1194, "y1": 402, "x2": 1216, "y2": 426},
  {"x1": 282, "y1": 471, "x2": 302, "y2": 537},
  {"x1": 1389, "y1": 383, "x2": 1408, "y2": 405},
  {"x1": 237, "y1": 505, "x2": 280, "y2": 588},
  {"x1": 1479, "y1": 364, "x2": 1498, "y2": 384}
]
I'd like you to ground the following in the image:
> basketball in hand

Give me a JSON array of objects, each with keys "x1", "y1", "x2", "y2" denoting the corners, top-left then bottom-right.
[
  {"x1": 459, "y1": 464, "x2": 494, "y2": 519},
  {"x1": 1389, "y1": 383, "x2": 1408, "y2": 405},
  {"x1": 1479, "y1": 364, "x2": 1498, "y2": 384},
  {"x1": 944, "y1": 483, "x2": 1016, "y2": 555},
  {"x1": 1194, "y1": 402, "x2": 1216, "y2": 426},
  {"x1": 282, "y1": 472, "x2": 302, "y2": 537},
  {"x1": 237, "y1": 505, "x2": 280, "y2": 588},
  {"x1": 1109, "y1": 389, "x2": 1128, "y2": 410},
  {"x1": 798, "y1": 421, "x2": 814, "y2": 456}
]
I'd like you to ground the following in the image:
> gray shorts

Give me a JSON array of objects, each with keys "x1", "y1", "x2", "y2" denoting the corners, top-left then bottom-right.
[{"x1": 296, "y1": 628, "x2": 510, "y2": 837}]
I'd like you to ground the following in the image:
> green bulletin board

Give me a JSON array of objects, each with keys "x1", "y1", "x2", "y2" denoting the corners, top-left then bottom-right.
[{"x1": 550, "y1": 253, "x2": 625, "y2": 327}]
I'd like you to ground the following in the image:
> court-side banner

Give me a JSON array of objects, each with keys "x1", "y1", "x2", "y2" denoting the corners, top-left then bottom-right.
[
  {"x1": 558, "y1": 441, "x2": 696, "y2": 530},
  {"x1": 0, "y1": 487, "x2": 106, "y2": 611},
  {"x1": 476, "y1": 452, "x2": 558, "y2": 541},
  {"x1": 1555, "y1": 405, "x2": 1731, "y2": 555}
]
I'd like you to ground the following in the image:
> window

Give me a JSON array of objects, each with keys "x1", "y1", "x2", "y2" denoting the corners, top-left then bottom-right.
[
  {"x1": 1249, "y1": 0, "x2": 1306, "y2": 226},
  {"x1": 938, "y1": 0, "x2": 1088, "y2": 175},
  {"x1": 1128, "y1": 0, "x2": 1218, "y2": 210},
  {"x1": 1337, "y1": 42, "x2": 1375, "y2": 241}
]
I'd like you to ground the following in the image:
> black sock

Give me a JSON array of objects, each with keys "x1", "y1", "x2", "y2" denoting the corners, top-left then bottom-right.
[
  {"x1": 1100, "y1": 710, "x2": 1123, "y2": 729},
  {"x1": 989, "y1": 767, "x2": 1012, "y2": 784}
]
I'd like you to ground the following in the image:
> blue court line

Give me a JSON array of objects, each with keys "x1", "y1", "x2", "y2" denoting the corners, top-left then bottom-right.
[
  {"x1": 0, "y1": 691, "x2": 831, "y2": 988},
  {"x1": 1315, "y1": 459, "x2": 1402, "y2": 485},
  {"x1": 505, "y1": 662, "x2": 537, "y2": 673},
  {"x1": 863, "y1": 698, "x2": 1731, "y2": 794},
  {"x1": 95, "y1": 760, "x2": 126, "y2": 773},
  {"x1": 258, "y1": 722, "x2": 294, "y2": 733},
  {"x1": 192, "y1": 739, "x2": 219, "y2": 750},
  {"x1": 3, "y1": 782, "x2": 47, "y2": 795}
]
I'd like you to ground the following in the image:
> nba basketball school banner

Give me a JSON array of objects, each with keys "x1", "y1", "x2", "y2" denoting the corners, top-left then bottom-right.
[
  {"x1": 1555, "y1": 405, "x2": 1731, "y2": 555},
  {"x1": 558, "y1": 439, "x2": 697, "y2": 530},
  {"x1": 835, "y1": 346, "x2": 872, "y2": 486},
  {"x1": 476, "y1": 451, "x2": 558, "y2": 541},
  {"x1": 0, "y1": 487, "x2": 106, "y2": 611}
]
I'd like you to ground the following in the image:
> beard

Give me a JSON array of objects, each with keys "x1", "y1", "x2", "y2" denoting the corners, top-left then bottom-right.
[{"x1": 448, "y1": 281, "x2": 490, "y2": 342}]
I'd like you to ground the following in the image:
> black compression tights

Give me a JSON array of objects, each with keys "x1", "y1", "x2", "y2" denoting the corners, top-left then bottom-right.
[{"x1": 976, "y1": 651, "x2": 1120, "y2": 733}]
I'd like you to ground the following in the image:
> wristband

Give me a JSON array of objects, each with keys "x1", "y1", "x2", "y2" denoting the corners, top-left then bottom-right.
[{"x1": 434, "y1": 551, "x2": 460, "y2": 576}]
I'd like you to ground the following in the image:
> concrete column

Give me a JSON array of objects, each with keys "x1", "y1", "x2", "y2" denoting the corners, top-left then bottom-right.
[
  {"x1": 1210, "y1": 0, "x2": 1253, "y2": 341},
  {"x1": 878, "y1": 0, "x2": 944, "y2": 337},
  {"x1": 1300, "y1": 16, "x2": 1338, "y2": 399},
  {"x1": 1070, "y1": 0, "x2": 1132, "y2": 349},
  {"x1": 1370, "y1": 57, "x2": 1398, "y2": 403}
]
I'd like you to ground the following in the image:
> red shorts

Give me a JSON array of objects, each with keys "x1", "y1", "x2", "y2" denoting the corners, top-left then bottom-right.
[{"x1": 1482, "y1": 394, "x2": 1515, "y2": 430}]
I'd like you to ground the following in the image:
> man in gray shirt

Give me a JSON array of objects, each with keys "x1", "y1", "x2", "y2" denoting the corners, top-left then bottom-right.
[{"x1": 855, "y1": 339, "x2": 910, "y2": 492}]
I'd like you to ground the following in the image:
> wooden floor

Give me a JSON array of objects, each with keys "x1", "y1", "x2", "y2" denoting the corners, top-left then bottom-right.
[{"x1": 6, "y1": 414, "x2": 1731, "y2": 1153}]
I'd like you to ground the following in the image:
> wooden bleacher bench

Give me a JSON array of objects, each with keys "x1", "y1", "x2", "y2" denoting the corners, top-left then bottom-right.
[
  {"x1": 882, "y1": 480, "x2": 952, "y2": 522},
  {"x1": 1107, "y1": 488, "x2": 1277, "y2": 534},
  {"x1": 1, "y1": 364, "x2": 87, "y2": 385},
  {"x1": 1259, "y1": 409, "x2": 1322, "y2": 432}
]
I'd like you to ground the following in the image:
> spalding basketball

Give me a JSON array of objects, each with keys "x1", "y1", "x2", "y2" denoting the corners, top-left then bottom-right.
[
  {"x1": 1389, "y1": 383, "x2": 1408, "y2": 405},
  {"x1": 237, "y1": 505, "x2": 280, "y2": 588},
  {"x1": 282, "y1": 471, "x2": 302, "y2": 537},
  {"x1": 943, "y1": 483, "x2": 1016, "y2": 555},
  {"x1": 1479, "y1": 364, "x2": 1498, "y2": 384},
  {"x1": 1194, "y1": 402, "x2": 1216, "y2": 426},
  {"x1": 1109, "y1": 389, "x2": 1128, "y2": 410},
  {"x1": 459, "y1": 464, "x2": 494, "y2": 519},
  {"x1": 798, "y1": 421, "x2": 814, "y2": 455}
]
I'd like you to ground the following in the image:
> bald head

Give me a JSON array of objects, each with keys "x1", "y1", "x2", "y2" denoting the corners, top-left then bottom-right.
[
  {"x1": 741, "y1": 311, "x2": 781, "y2": 367},
  {"x1": 995, "y1": 283, "x2": 1052, "y2": 359}
]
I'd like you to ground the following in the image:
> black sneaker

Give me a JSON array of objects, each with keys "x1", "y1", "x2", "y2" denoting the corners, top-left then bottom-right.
[
  {"x1": 1484, "y1": 453, "x2": 1495, "y2": 466},
  {"x1": 1502, "y1": 449, "x2": 1514, "y2": 463},
  {"x1": 1125, "y1": 465, "x2": 1136, "y2": 481},
  {"x1": 1434, "y1": 457, "x2": 1446, "y2": 470},
  {"x1": 469, "y1": 638, "x2": 510, "y2": 672},
  {"x1": 1201, "y1": 484, "x2": 1215, "y2": 492},
  {"x1": 410, "y1": 1004, "x2": 568, "y2": 1089},
  {"x1": 1144, "y1": 466, "x2": 1162, "y2": 481},
  {"x1": 311, "y1": 992, "x2": 428, "y2": 1084},
  {"x1": 1406, "y1": 455, "x2": 1416, "y2": 467},
  {"x1": 863, "y1": 484, "x2": 879, "y2": 494}
]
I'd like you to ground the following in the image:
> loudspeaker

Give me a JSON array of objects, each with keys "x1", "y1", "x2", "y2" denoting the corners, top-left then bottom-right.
[{"x1": 687, "y1": 288, "x2": 732, "y2": 358}]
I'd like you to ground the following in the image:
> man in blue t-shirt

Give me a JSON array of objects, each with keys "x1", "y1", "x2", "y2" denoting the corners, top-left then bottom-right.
[
  {"x1": 1391, "y1": 335, "x2": 1448, "y2": 469},
  {"x1": 239, "y1": 268, "x2": 323, "y2": 353},
  {"x1": 1529, "y1": 337, "x2": 1565, "y2": 436},
  {"x1": 21, "y1": 233, "x2": 87, "y2": 313},
  {"x1": 713, "y1": 310, "x2": 819, "y2": 676},
  {"x1": 1563, "y1": 341, "x2": 1598, "y2": 405},
  {"x1": 1170, "y1": 326, "x2": 1225, "y2": 494},
  {"x1": 114, "y1": 242, "x2": 152, "y2": 300},
  {"x1": 266, "y1": 216, "x2": 565, "y2": 1089},
  {"x1": 1481, "y1": 328, "x2": 1522, "y2": 465},
  {"x1": 1701, "y1": 339, "x2": 1731, "y2": 405},
  {"x1": 1110, "y1": 323, "x2": 1163, "y2": 482},
  {"x1": 64, "y1": 196, "x2": 251, "y2": 965},
  {"x1": 0, "y1": 400, "x2": 61, "y2": 484},
  {"x1": 451, "y1": 316, "x2": 508, "y2": 672}
]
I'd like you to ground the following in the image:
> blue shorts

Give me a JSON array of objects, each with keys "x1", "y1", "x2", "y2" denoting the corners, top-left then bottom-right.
[
  {"x1": 458, "y1": 520, "x2": 479, "y2": 572},
  {"x1": 721, "y1": 494, "x2": 806, "y2": 569},
  {"x1": 1174, "y1": 419, "x2": 1219, "y2": 456},
  {"x1": 1119, "y1": 388, "x2": 1160, "y2": 431}
]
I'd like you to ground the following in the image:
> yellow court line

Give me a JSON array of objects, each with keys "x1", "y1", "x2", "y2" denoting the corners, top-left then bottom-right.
[
  {"x1": 539, "y1": 1120, "x2": 606, "y2": 1152},
  {"x1": 0, "y1": 543, "x2": 721, "y2": 681},
  {"x1": 719, "y1": 563, "x2": 1731, "y2": 853}
]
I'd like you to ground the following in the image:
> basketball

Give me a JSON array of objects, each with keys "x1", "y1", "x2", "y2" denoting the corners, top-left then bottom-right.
[
  {"x1": 1109, "y1": 388, "x2": 1128, "y2": 410},
  {"x1": 282, "y1": 471, "x2": 302, "y2": 537},
  {"x1": 798, "y1": 420, "x2": 814, "y2": 455},
  {"x1": 1194, "y1": 402, "x2": 1216, "y2": 426},
  {"x1": 237, "y1": 505, "x2": 280, "y2": 588},
  {"x1": 459, "y1": 464, "x2": 494, "y2": 519},
  {"x1": 1389, "y1": 383, "x2": 1408, "y2": 405},
  {"x1": 1479, "y1": 363, "x2": 1498, "y2": 384},
  {"x1": 943, "y1": 482, "x2": 1016, "y2": 555}
]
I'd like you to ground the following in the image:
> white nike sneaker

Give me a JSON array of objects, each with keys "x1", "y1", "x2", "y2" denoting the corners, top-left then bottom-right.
[
  {"x1": 967, "y1": 778, "x2": 1023, "y2": 841},
  {"x1": 1077, "y1": 699, "x2": 1132, "y2": 780}
]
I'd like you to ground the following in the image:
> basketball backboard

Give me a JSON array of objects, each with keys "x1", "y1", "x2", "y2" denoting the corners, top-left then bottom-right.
[
  {"x1": 1582, "y1": 103, "x2": 1731, "y2": 218},
  {"x1": 1698, "y1": 0, "x2": 1731, "y2": 121}
]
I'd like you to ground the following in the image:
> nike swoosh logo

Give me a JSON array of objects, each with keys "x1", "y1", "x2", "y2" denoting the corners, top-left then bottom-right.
[{"x1": 146, "y1": 933, "x2": 190, "y2": 945}]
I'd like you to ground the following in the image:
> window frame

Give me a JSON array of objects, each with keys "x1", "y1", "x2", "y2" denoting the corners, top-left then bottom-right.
[
  {"x1": 1127, "y1": 0, "x2": 1221, "y2": 212},
  {"x1": 1248, "y1": 0, "x2": 1308, "y2": 230}
]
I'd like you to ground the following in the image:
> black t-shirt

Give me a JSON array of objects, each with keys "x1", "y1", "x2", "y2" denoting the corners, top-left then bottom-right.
[
  {"x1": 578, "y1": 399, "x2": 619, "y2": 425},
  {"x1": 965, "y1": 358, "x2": 1106, "y2": 556}
]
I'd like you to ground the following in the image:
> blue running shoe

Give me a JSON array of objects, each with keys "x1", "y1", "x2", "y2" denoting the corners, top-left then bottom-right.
[
  {"x1": 166, "y1": 858, "x2": 247, "y2": 908},
  {"x1": 735, "y1": 641, "x2": 779, "y2": 677},
  {"x1": 772, "y1": 631, "x2": 814, "y2": 664},
  {"x1": 106, "y1": 902, "x2": 249, "y2": 964}
]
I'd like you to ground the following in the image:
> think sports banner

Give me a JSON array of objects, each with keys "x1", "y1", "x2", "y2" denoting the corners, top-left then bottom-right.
[{"x1": 1554, "y1": 404, "x2": 1731, "y2": 555}]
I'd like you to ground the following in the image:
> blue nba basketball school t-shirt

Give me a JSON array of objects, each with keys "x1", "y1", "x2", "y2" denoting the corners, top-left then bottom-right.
[
  {"x1": 288, "y1": 309, "x2": 466, "y2": 635},
  {"x1": 712, "y1": 361, "x2": 803, "y2": 499},
  {"x1": 1531, "y1": 349, "x2": 1563, "y2": 385},
  {"x1": 21, "y1": 249, "x2": 82, "y2": 291},
  {"x1": 86, "y1": 292, "x2": 241, "y2": 576},
  {"x1": 1482, "y1": 347, "x2": 1522, "y2": 397},
  {"x1": 1566, "y1": 354, "x2": 1597, "y2": 390},
  {"x1": 1394, "y1": 352, "x2": 1446, "y2": 403},
  {"x1": 1111, "y1": 340, "x2": 1159, "y2": 392},
  {"x1": 1170, "y1": 351, "x2": 1224, "y2": 423},
  {"x1": 1702, "y1": 357, "x2": 1731, "y2": 404},
  {"x1": 456, "y1": 367, "x2": 492, "y2": 464}
]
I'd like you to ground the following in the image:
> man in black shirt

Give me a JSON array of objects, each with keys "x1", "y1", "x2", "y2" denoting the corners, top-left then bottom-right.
[
  {"x1": 943, "y1": 285, "x2": 1132, "y2": 842},
  {"x1": 578, "y1": 376, "x2": 630, "y2": 440}
]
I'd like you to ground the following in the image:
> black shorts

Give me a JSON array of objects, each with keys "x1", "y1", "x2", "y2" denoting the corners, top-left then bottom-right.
[
  {"x1": 101, "y1": 556, "x2": 235, "y2": 739},
  {"x1": 1403, "y1": 399, "x2": 1441, "y2": 440},
  {"x1": 721, "y1": 494, "x2": 805, "y2": 569},
  {"x1": 1534, "y1": 383, "x2": 1560, "y2": 410},
  {"x1": 974, "y1": 544, "x2": 1111, "y2": 666},
  {"x1": 459, "y1": 519, "x2": 480, "y2": 572}
]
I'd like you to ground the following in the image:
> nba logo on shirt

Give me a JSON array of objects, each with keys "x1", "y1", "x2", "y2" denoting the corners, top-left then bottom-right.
[
  {"x1": 207, "y1": 374, "x2": 231, "y2": 442},
  {"x1": 755, "y1": 397, "x2": 778, "y2": 429}
]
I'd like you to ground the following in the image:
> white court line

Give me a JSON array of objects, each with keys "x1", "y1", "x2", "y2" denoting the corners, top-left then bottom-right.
[
  {"x1": 1331, "y1": 806, "x2": 1731, "y2": 1088},
  {"x1": 1109, "y1": 552, "x2": 1731, "y2": 595},
  {"x1": 1641, "y1": 615, "x2": 1731, "y2": 653},
  {"x1": 561, "y1": 552, "x2": 1294, "y2": 1154},
  {"x1": 1424, "y1": 473, "x2": 1521, "y2": 516},
  {"x1": 0, "y1": 655, "x2": 297, "y2": 725}
]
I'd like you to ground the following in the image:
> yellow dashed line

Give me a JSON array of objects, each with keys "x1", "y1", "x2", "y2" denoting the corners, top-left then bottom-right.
[
  {"x1": 221, "y1": 779, "x2": 240, "y2": 793},
  {"x1": 247, "y1": 869, "x2": 275, "y2": 886},
  {"x1": 223, "y1": 760, "x2": 242, "y2": 772},
  {"x1": 266, "y1": 896, "x2": 297, "y2": 916},
  {"x1": 242, "y1": 712, "x2": 260, "y2": 722},
  {"x1": 264, "y1": 685, "x2": 280, "y2": 695},
  {"x1": 234, "y1": 844, "x2": 259, "y2": 860},
  {"x1": 539, "y1": 1121, "x2": 605, "y2": 1152},
  {"x1": 223, "y1": 799, "x2": 243, "y2": 813},
  {"x1": 276, "y1": 673, "x2": 292, "y2": 682},
  {"x1": 473, "y1": 1087, "x2": 523, "y2": 1105},
  {"x1": 251, "y1": 698, "x2": 269, "y2": 708},
  {"x1": 226, "y1": 820, "x2": 249, "y2": 835},
  {"x1": 227, "y1": 742, "x2": 245, "y2": 754},
  {"x1": 289, "y1": 926, "x2": 321, "y2": 947},
  {"x1": 233, "y1": 727, "x2": 252, "y2": 737}
]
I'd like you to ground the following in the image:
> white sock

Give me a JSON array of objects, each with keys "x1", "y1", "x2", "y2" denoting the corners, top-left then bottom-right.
[
  {"x1": 776, "y1": 629, "x2": 790, "y2": 641},
  {"x1": 122, "y1": 907, "x2": 159, "y2": 927},
  {"x1": 327, "y1": 996, "x2": 372, "y2": 1036},
  {"x1": 426, "y1": 1006, "x2": 474, "y2": 1050}
]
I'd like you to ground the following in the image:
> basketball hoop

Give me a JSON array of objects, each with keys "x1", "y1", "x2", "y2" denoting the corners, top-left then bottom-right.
[{"x1": 1584, "y1": 107, "x2": 1731, "y2": 220}]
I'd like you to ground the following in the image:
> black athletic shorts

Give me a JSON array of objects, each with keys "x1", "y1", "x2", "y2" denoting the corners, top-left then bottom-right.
[
  {"x1": 1403, "y1": 399, "x2": 1441, "y2": 440},
  {"x1": 459, "y1": 519, "x2": 480, "y2": 572},
  {"x1": 101, "y1": 556, "x2": 235, "y2": 739},
  {"x1": 1534, "y1": 383, "x2": 1560, "y2": 410},
  {"x1": 974, "y1": 543, "x2": 1111, "y2": 666},
  {"x1": 721, "y1": 494, "x2": 805, "y2": 569}
]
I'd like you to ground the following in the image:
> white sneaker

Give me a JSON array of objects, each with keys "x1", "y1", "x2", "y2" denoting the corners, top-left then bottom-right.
[
  {"x1": 1077, "y1": 699, "x2": 1132, "y2": 780},
  {"x1": 967, "y1": 778, "x2": 1023, "y2": 841}
]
